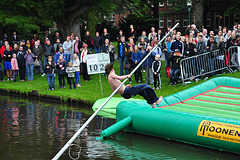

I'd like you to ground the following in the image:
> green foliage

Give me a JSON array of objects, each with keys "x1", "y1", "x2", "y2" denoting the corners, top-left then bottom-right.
[
  {"x1": 159, "y1": 0, "x2": 187, "y2": 16},
  {"x1": 0, "y1": 0, "x2": 116, "y2": 39},
  {"x1": 226, "y1": 0, "x2": 240, "y2": 18},
  {"x1": 0, "y1": 0, "x2": 53, "y2": 38}
]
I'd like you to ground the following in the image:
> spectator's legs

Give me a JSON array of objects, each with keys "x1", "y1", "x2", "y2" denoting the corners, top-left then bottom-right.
[
  {"x1": 43, "y1": 57, "x2": 48, "y2": 74},
  {"x1": 51, "y1": 74, "x2": 55, "y2": 89},
  {"x1": 153, "y1": 74, "x2": 157, "y2": 88},
  {"x1": 124, "y1": 57, "x2": 127, "y2": 75},
  {"x1": 47, "y1": 74, "x2": 51, "y2": 89},
  {"x1": 165, "y1": 53, "x2": 172, "y2": 77},
  {"x1": 39, "y1": 59, "x2": 43, "y2": 73},
  {"x1": 69, "y1": 77, "x2": 72, "y2": 89},
  {"x1": 26, "y1": 64, "x2": 30, "y2": 81},
  {"x1": 211, "y1": 58, "x2": 216, "y2": 76},
  {"x1": 75, "y1": 72, "x2": 81, "y2": 84},
  {"x1": 138, "y1": 65, "x2": 142, "y2": 82},
  {"x1": 62, "y1": 75, "x2": 65, "y2": 86},
  {"x1": 173, "y1": 69, "x2": 181, "y2": 83},
  {"x1": 65, "y1": 54, "x2": 70, "y2": 63},
  {"x1": 12, "y1": 70, "x2": 17, "y2": 82},
  {"x1": 149, "y1": 66, "x2": 153, "y2": 85},
  {"x1": 30, "y1": 64, "x2": 34, "y2": 80},
  {"x1": 73, "y1": 78, "x2": 76, "y2": 89},
  {"x1": 134, "y1": 63, "x2": 139, "y2": 82},
  {"x1": 158, "y1": 73, "x2": 161, "y2": 88},
  {"x1": 58, "y1": 74, "x2": 62, "y2": 87},
  {"x1": 119, "y1": 57, "x2": 123, "y2": 75},
  {"x1": 170, "y1": 69, "x2": 174, "y2": 83},
  {"x1": 0, "y1": 65, "x2": 3, "y2": 80},
  {"x1": 145, "y1": 66, "x2": 149, "y2": 84}
]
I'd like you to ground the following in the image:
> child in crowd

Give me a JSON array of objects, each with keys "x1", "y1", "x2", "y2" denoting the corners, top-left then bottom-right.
[
  {"x1": 3, "y1": 45, "x2": 13, "y2": 80},
  {"x1": 73, "y1": 53, "x2": 81, "y2": 87},
  {"x1": 66, "y1": 62, "x2": 76, "y2": 89},
  {"x1": 132, "y1": 45, "x2": 142, "y2": 83},
  {"x1": 169, "y1": 49, "x2": 183, "y2": 86},
  {"x1": 128, "y1": 38, "x2": 135, "y2": 47},
  {"x1": 26, "y1": 40, "x2": 31, "y2": 49},
  {"x1": 56, "y1": 55, "x2": 66, "y2": 89},
  {"x1": 80, "y1": 44, "x2": 90, "y2": 81},
  {"x1": 24, "y1": 49, "x2": 35, "y2": 81},
  {"x1": 93, "y1": 32, "x2": 101, "y2": 53},
  {"x1": 45, "y1": 56, "x2": 55, "y2": 90},
  {"x1": 11, "y1": 53, "x2": 18, "y2": 82},
  {"x1": 109, "y1": 42, "x2": 115, "y2": 63},
  {"x1": 152, "y1": 54, "x2": 161, "y2": 90}
]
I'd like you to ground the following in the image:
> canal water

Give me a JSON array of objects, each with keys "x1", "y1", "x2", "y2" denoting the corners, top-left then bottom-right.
[{"x1": 0, "y1": 95, "x2": 239, "y2": 160}]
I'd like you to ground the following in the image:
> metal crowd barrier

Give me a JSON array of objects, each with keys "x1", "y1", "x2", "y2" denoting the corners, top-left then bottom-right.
[
  {"x1": 227, "y1": 46, "x2": 239, "y2": 72},
  {"x1": 180, "y1": 49, "x2": 228, "y2": 84}
]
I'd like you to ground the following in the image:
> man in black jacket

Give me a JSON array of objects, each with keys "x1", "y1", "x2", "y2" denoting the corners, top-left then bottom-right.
[
  {"x1": 100, "y1": 28, "x2": 111, "y2": 46},
  {"x1": 207, "y1": 36, "x2": 218, "y2": 52},
  {"x1": 118, "y1": 36, "x2": 129, "y2": 75},
  {"x1": 17, "y1": 46, "x2": 26, "y2": 81},
  {"x1": 101, "y1": 39, "x2": 109, "y2": 53},
  {"x1": 196, "y1": 35, "x2": 207, "y2": 74},
  {"x1": 43, "y1": 40, "x2": 54, "y2": 76},
  {"x1": 12, "y1": 32, "x2": 20, "y2": 45},
  {"x1": 33, "y1": 41, "x2": 43, "y2": 74}
]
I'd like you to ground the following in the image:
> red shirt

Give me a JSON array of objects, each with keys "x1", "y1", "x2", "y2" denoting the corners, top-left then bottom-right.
[{"x1": 0, "y1": 45, "x2": 12, "y2": 58}]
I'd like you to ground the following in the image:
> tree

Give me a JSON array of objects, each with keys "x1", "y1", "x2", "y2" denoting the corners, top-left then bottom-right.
[
  {"x1": 43, "y1": 0, "x2": 116, "y2": 38},
  {"x1": 0, "y1": 0, "x2": 53, "y2": 38},
  {"x1": 0, "y1": 0, "x2": 116, "y2": 39}
]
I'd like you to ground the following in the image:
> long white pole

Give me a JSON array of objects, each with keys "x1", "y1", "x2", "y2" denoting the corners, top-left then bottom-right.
[{"x1": 52, "y1": 23, "x2": 179, "y2": 160}]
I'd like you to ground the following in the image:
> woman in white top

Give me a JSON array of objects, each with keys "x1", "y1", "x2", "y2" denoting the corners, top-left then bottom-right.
[
  {"x1": 80, "y1": 44, "x2": 90, "y2": 81},
  {"x1": 73, "y1": 53, "x2": 81, "y2": 87}
]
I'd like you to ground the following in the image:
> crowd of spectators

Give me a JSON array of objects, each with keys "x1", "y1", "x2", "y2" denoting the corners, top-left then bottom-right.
[
  {"x1": 115, "y1": 23, "x2": 240, "y2": 86},
  {"x1": 0, "y1": 28, "x2": 116, "y2": 90},
  {"x1": 0, "y1": 22, "x2": 240, "y2": 90}
]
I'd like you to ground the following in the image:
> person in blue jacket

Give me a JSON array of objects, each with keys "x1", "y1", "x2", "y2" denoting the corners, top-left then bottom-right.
[
  {"x1": 132, "y1": 45, "x2": 142, "y2": 83},
  {"x1": 54, "y1": 46, "x2": 66, "y2": 64},
  {"x1": 170, "y1": 34, "x2": 184, "y2": 55}
]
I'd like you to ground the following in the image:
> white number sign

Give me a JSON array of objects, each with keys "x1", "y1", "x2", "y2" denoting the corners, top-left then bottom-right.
[{"x1": 87, "y1": 53, "x2": 110, "y2": 74}]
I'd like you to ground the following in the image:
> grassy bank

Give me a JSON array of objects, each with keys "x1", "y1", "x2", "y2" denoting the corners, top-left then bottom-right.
[{"x1": 1, "y1": 60, "x2": 240, "y2": 105}]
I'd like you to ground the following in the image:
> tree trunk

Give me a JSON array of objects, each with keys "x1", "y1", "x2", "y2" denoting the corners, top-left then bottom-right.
[
  {"x1": 87, "y1": 11, "x2": 96, "y2": 37},
  {"x1": 55, "y1": 18, "x2": 83, "y2": 39},
  {"x1": 72, "y1": 19, "x2": 81, "y2": 38},
  {"x1": 54, "y1": 3, "x2": 90, "y2": 39},
  {"x1": 153, "y1": 3, "x2": 159, "y2": 30},
  {"x1": 192, "y1": 0, "x2": 204, "y2": 28}
]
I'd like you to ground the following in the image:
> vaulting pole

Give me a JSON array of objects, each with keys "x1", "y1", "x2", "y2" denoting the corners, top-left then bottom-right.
[{"x1": 52, "y1": 23, "x2": 179, "y2": 160}]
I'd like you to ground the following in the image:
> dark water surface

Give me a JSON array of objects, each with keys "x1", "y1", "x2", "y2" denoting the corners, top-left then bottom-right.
[{"x1": 0, "y1": 95, "x2": 239, "y2": 160}]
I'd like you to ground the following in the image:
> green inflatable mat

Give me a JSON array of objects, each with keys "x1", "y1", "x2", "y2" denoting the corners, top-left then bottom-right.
[{"x1": 100, "y1": 77, "x2": 240, "y2": 154}]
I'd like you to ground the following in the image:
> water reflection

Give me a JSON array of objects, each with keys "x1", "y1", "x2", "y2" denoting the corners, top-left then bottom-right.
[
  {"x1": 103, "y1": 132, "x2": 240, "y2": 160},
  {"x1": 0, "y1": 95, "x2": 239, "y2": 160},
  {"x1": 0, "y1": 96, "x2": 116, "y2": 160}
]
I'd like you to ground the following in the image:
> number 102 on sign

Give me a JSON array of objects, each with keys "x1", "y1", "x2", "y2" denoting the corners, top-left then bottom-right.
[{"x1": 88, "y1": 63, "x2": 107, "y2": 74}]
